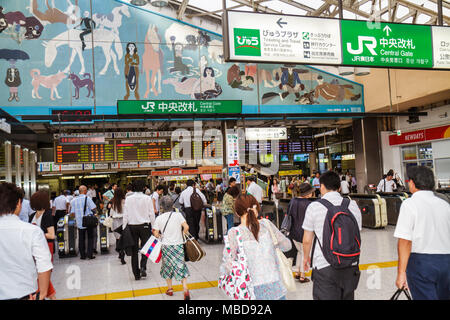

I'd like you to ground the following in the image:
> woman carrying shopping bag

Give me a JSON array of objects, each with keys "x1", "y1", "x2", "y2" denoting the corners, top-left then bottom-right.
[
  {"x1": 152, "y1": 196, "x2": 191, "y2": 300},
  {"x1": 109, "y1": 188, "x2": 126, "y2": 265},
  {"x1": 219, "y1": 194, "x2": 292, "y2": 300}
]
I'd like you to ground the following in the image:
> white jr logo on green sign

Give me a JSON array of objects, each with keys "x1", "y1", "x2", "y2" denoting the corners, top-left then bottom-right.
[{"x1": 347, "y1": 36, "x2": 377, "y2": 56}]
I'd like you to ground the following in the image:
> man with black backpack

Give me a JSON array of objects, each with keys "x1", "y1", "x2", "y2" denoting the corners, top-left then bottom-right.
[
  {"x1": 302, "y1": 171, "x2": 362, "y2": 300},
  {"x1": 179, "y1": 179, "x2": 207, "y2": 241}
]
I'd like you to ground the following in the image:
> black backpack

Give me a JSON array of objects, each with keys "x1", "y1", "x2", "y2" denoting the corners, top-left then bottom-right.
[
  {"x1": 190, "y1": 186, "x2": 204, "y2": 211},
  {"x1": 312, "y1": 198, "x2": 361, "y2": 269}
]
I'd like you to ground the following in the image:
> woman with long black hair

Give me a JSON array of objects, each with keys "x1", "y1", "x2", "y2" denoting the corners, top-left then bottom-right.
[{"x1": 109, "y1": 187, "x2": 126, "y2": 265}]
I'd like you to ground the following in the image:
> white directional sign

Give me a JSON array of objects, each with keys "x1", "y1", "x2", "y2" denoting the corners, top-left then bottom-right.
[
  {"x1": 226, "y1": 11, "x2": 342, "y2": 65},
  {"x1": 432, "y1": 26, "x2": 450, "y2": 69},
  {"x1": 245, "y1": 128, "x2": 287, "y2": 140}
]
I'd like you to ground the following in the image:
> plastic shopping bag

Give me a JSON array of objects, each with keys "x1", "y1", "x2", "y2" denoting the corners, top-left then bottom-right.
[{"x1": 140, "y1": 235, "x2": 162, "y2": 263}]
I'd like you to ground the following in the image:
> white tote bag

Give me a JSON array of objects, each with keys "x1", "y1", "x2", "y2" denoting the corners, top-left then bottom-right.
[
  {"x1": 265, "y1": 219, "x2": 297, "y2": 292},
  {"x1": 140, "y1": 235, "x2": 162, "y2": 263}
]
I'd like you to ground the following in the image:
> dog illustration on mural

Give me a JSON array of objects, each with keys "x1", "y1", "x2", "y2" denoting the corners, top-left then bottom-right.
[
  {"x1": 92, "y1": 4, "x2": 130, "y2": 35},
  {"x1": 68, "y1": 73, "x2": 94, "y2": 99},
  {"x1": 30, "y1": 69, "x2": 66, "y2": 100}
]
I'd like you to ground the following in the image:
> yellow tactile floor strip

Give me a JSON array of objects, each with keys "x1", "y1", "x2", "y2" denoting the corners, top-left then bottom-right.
[{"x1": 65, "y1": 260, "x2": 399, "y2": 300}]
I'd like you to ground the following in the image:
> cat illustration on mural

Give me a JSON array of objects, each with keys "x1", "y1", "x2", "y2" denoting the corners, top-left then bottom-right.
[
  {"x1": 68, "y1": 73, "x2": 94, "y2": 100},
  {"x1": 124, "y1": 43, "x2": 140, "y2": 100},
  {"x1": 30, "y1": 69, "x2": 66, "y2": 100},
  {"x1": 0, "y1": 7, "x2": 7, "y2": 33}
]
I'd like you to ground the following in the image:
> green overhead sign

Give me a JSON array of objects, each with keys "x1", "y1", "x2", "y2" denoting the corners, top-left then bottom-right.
[
  {"x1": 341, "y1": 20, "x2": 433, "y2": 68},
  {"x1": 225, "y1": 11, "x2": 450, "y2": 70},
  {"x1": 117, "y1": 100, "x2": 242, "y2": 115}
]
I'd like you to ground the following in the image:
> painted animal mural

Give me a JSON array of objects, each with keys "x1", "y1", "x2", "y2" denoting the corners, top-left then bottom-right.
[
  {"x1": 124, "y1": 42, "x2": 140, "y2": 100},
  {"x1": 92, "y1": 4, "x2": 130, "y2": 35},
  {"x1": 68, "y1": 72, "x2": 94, "y2": 99},
  {"x1": 43, "y1": 28, "x2": 123, "y2": 75},
  {"x1": 2, "y1": 10, "x2": 44, "y2": 42},
  {"x1": 0, "y1": 7, "x2": 7, "y2": 33},
  {"x1": 0, "y1": 0, "x2": 363, "y2": 114},
  {"x1": 29, "y1": 0, "x2": 80, "y2": 27},
  {"x1": 30, "y1": 69, "x2": 66, "y2": 100},
  {"x1": 142, "y1": 24, "x2": 164, "y2": 98}
]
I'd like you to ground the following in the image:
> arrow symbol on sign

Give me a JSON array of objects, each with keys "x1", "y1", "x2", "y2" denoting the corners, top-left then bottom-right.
[
  {"x1": 277, "y1": 18, "x2": 287, "y2": 28},
  {"x1": 383, "y1": 25, "x2": 392, "y2": 36}
]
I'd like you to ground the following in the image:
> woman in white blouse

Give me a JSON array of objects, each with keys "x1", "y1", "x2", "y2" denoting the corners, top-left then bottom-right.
[{"x1": 109, "y1": 187, "x2": 126, "y2": 265}]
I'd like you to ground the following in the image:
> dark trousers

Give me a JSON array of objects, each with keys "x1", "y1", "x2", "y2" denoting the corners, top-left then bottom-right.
[
  {"x1": 129, "y1": 223, "x2": 151, "y2": 278},
  {"x1": 312, "y1": 266, "x2": 361, "y2": 300},
  {"x1": 78, "y1": 227, "x2": 95, "y2": 259},
  {"x1": 406, "y1": 253, "x2": 450, "y2": 300},
  {"x1": 185, "y1": 207, "x2": 202, "y2": 240}
]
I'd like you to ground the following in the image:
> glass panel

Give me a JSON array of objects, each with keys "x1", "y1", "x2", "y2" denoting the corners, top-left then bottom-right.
[
  {"x1": 418, "y1": 143, "x2": 432, "y2": 160},
  {"x1": 403, "y1": 162, "x2": 418, "y2": 181},
  {"x1": 419, "y1": 160, "x2": 433, "y2": 169},
  {"x1": 402, "y1": 145, "x2": 417, "y2": 161},
  {"x1": 435, "y1": 158, "x2": 450, "y2": 188}
]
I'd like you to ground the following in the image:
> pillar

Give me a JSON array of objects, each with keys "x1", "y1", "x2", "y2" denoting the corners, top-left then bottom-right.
[
  {"x1": 309, "y1": 152, "x2": 317, "y2": 174},
  {"x1": 15, "y1": 145, "x2": 21, "y2": 187},
  {"x1": 23, "y1": 148, "x2": 30, "y2": 199},
  {"x1": 5, "y1": 141, "x2": 11, "y2": 183},
  {"x1": 353, "y1": 118, "x2": 383, "y2": 193},
  {"x1": 30, "y1": 151, "x2": 37, "y2": 195}
]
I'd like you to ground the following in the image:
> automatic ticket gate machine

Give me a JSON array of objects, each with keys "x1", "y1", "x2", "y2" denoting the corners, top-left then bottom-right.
[
  {"x1": 56, "y1": 214, "x2": 78, "y2": 258},
  {"x1": 261, "y1": 200, "x2": 277, "y2": 226},
  {"x1": 376, "y1": 192, "x2": 409, "y2": 225},
  {"x1": 98, "y1": 214, "x2": 110, "y2": 253},
  {"x1": 203, "y1": 204, "x2": 223, "y2": 243},
  {"x1": 345, "y1": 194, "x2": 388, "y2": 229}
]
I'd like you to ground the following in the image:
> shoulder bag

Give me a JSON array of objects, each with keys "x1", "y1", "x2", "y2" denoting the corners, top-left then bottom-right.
[
  {"x1": 218, "y1": 228, "x2": 256, "y2": 300},
  {"x1": 183, "y1": 232, "x2": 206, "y2": 262},
  {"x1": 82, "y1": 197, "x2": 98, "y2": 228},
  {"x1": 265, "y1": 219, "x2": 296, "y2": 292}
]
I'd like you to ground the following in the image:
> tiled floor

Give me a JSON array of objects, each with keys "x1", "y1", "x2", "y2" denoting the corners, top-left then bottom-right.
[{"x1": 52, "y1": 225, "x2": 405, "y2": 300}]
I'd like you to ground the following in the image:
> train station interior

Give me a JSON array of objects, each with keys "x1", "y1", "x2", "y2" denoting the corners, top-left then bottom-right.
[{"x1": 0, "y1": 0, "x2": 449, "y2": 301}]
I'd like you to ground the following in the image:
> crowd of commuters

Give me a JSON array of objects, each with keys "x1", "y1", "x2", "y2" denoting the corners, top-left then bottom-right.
[{"x1": 0, "y1": 165, "x2": 448, "y2": 300}]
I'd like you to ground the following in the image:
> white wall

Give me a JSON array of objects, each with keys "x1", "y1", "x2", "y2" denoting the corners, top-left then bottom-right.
[
  {"x1": 432, "y1": 140, "x2": 450, "y2": 160},
  {"x1": 397, "y1": 104, "x2": 450, "y2": 132},
  {"x1": 380, "y1": 131, "x2": 402, "y2": 177}
]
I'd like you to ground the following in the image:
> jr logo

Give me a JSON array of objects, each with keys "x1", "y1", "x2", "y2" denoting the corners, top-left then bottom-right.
[
  {"x1": 347, "y1": 36, "x2": 378, "y2": 56},
  {"x1": 141, "y1": 101, "x2": 155, "y2": 111}
]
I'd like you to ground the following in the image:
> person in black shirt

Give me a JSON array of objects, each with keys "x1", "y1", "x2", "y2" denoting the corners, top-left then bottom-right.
[
  {"x1": 74, "y1": 11, "x2": 96, "y2": 51},
  {"x1": 288, "y1": 182, "x2": 315, "y2": 283},
  {"x1": 29, "y1": 190, "x2": 56, "y2": 300}
]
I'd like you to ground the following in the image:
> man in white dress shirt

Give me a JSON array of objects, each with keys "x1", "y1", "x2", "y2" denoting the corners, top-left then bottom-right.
[
  {"x1": 123, "y1": 180, "x2": 156, "y2": 280},
  {"x1": 394, "y1": 166, "x2": 450, "y2": 300},
  {"x1": 302, "y1": 171, "x2": 362, "y2": 300},
  {"x1": 376, "y1": 170, "x2": 397, "y2": 193},
  {"x1": 179, "y1": 179, "x2": 207, "y2": 240},
  {"x1": 0, "y1": 182, "x2": 53, "y2": 300},
  {"x1": 52, "y1": 190, "x2": 70, "y2": 230},
  {"x1": 246, "y1": 175, "x2": 263, "y2": 204}
]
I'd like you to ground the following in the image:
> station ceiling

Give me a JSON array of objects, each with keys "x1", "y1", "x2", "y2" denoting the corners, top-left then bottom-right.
[{"x1": 146, "y1": 0, "x2": 449, "y2": 26}]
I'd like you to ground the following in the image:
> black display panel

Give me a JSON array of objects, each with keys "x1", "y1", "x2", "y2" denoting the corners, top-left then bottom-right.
[
  {"x1": 116, "y1": 139, "x2": 171, "y2": 161},
  {"x1": 55, "y1": 142, "x2": 114, "y2": 163}
]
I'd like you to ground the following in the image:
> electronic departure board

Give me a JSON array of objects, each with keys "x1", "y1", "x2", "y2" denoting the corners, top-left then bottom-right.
[
  {"x1": 116, "y1": 139, "x2": 172, "y2": 161},
  {"x1": 173, "y1": 139, "x2": 223, "y2": 160},
  {"x1": 245, "y1": 139, "x2": 314, "y2": 153},
  {"x1": 55, "y1": 142, "x2": 114, "y2": 163}
]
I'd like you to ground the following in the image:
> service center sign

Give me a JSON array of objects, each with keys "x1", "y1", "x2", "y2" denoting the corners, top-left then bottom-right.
[
  {"x1": 227, "y1": 11, "x2": 342, "y2": 65},
  {"x1": 226, "y1": 11, "x2": 450, "y2": 70}
]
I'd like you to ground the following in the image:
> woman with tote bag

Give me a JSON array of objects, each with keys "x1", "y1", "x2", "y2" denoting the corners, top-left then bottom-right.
[
  {"x1": 219, "y1": 194, "x2": 293, "y2": 300},
  {"x1": 152, "y1": 196, "x2": 191, "y2": 300}
]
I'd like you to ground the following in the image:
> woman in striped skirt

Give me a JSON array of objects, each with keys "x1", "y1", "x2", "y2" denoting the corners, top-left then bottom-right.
[{"x1": 152, "y1": 196, "x2": 191, "y2": 300}]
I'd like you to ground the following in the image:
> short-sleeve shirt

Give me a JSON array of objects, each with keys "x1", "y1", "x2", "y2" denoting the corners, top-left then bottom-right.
[
  {"x1": 302, "y1": 191, "x2": 362, "y2": 270},
  {"x1": 53, "y1": 195, "x2": 69, "y2": 211},
  {"x1": 394, "y1": 190, "x2": 450, "y2": 254},
  {"x1": 153, "y1": 211, "x2": 186, "y2": 245},
  {"x1": 18, "y1": 199, "x2": 33, "y2": 222},
  {"x1": 70, "y1": 194, "x2": 97, "y2": 229},
  {"x1": 151, "y1": 192, "x2": 160, "y2": 213}
]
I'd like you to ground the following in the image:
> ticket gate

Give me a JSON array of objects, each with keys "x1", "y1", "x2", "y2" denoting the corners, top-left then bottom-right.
[
  {"x1": 346, "y1": 194, "x2": 388, "y2": 229},
  {"x1": 98, "y1": 214, "x2": 110, "y2": 253},
  {"x1": 56, "y1": 214, "x2": 78, "y2": 258},
  {"x1": 203, "y1": 205, "x2": 223, "y2": 243},
  {"x1": 377, "y1": 192, "x2": 409, "y2": 225},
  {"x1": 277, "y1": 199, "x2": 291, "y2": 229},
  {"x1": 436, "y1": 188, "x2": 450, "y2": 202},
  {"x1": 261, "y1": 200, "x2": 277, "y2": 225}
]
